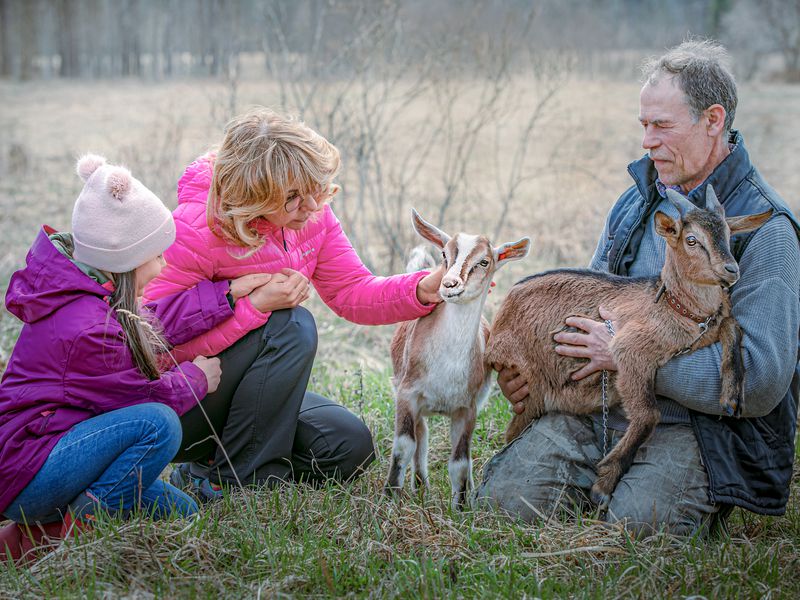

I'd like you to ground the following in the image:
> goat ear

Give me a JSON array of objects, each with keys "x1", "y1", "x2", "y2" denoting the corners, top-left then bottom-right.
[
  {"x1": 495, "y1": 237, "x2": 531, "y2": 266},
  {"x1": 654, "y1": 211, "x2": 681, "y2": 244},
  {"x1": 411, "y1": 208, "x2": 450, "y2": 248},
  {"x1": 727, "y1": 209, "x2": 773, "y2": 235}
]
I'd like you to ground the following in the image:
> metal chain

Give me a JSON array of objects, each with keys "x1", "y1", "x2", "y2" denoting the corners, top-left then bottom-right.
[
  {"x1": 601, "y1": 370, "x2": 609, "y2": 457},
  {"x1": 672, "y1": 314, "x2": 714, "y2": 357},
  {"x1": 600, "y1": 319, "x2": 616, "y2": 458}
]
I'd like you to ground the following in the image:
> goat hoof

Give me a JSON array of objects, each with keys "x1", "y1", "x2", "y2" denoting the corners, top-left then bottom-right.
[
  {"x1": 384, "y1": 483, "x2": 402, "y2": 498},
  {"x1": 451, "y1": 497, "x2": 467, "y2": 512},
  {"x1": 720, "y1": 398, "x2": 739, "y2": 417},
  {"x1": 590, "y1": 487, "x2": 611, "y2": 511}
]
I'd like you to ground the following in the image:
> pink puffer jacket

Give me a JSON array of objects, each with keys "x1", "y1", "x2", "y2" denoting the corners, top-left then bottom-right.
[{"x1": 144, "y1": 154, "x2": 434, "y2": 361}]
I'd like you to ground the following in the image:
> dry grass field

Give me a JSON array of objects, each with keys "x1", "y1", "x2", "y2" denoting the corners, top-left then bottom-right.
[
  {"x1": 2, "y1": 76, "x2": 799, "y2": 367},
  {"x1": 1, "y1": 76, "x2": 800, "y2": 597}
]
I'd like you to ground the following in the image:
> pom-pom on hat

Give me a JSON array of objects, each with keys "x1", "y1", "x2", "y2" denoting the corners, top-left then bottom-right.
[{"x1": 71, "y1": 154, "x2": 175, "y2": 273}]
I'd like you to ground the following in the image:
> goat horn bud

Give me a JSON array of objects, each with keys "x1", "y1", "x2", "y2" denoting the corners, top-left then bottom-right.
[
  {"x1": 665, "y1": 188, "x2": 695, "y2": 217},
  {"x1": 704, "y1": 184, "x2": 724, "y2": 216}
]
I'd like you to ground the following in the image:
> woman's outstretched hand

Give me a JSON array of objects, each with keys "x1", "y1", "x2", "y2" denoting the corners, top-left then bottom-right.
[
  {"x1": 416, "y1": 264, "x2": 446, "y2": 304},
  {"x1": 248, "y1": 268, "x2": 311, "y2": 313}
]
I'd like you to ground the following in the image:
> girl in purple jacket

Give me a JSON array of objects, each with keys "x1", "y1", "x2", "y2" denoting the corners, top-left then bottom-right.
[{"x1": 0, "y1": 155, "x2": 266, "y2": 563}]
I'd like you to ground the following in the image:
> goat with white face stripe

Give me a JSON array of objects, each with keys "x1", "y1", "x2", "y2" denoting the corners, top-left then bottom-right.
[{"x1": 385, "y1": 209, "x2": 530, "y2": 510}]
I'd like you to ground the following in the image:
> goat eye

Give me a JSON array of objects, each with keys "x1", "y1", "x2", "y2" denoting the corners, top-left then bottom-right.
[
  {"x1": 478, "y1": 259, "x2": 490, "y2": 267},
  {"x1": 686, "y1": 235, "x2": 697, "y2": 246}
]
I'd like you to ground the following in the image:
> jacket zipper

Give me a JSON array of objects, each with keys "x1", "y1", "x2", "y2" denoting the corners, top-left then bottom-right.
[{"x1": 38, "y1": 409, "x2": 55, "y2": 435}]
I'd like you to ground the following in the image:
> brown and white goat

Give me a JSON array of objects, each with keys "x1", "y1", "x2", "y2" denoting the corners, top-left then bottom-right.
[
  {"x1": 385, "y1": 209, "x2": 530, "y2": 509},
  {"x1": 486, "y1": 186, "x2": 772, "y2": 509}
]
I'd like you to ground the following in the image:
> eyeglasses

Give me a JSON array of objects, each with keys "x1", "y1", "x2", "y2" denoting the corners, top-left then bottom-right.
[{"x1": 283, "y1": 186, "x2": 331, "y2": 213}]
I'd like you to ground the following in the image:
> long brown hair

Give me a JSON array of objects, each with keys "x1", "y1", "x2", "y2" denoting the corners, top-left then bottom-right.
[
  {"x1": 108, "y1": 270, "x2": 167, "y2": 381},
  {"x1": 207, "y1": 107, "x2": 341, "y2": 251}
]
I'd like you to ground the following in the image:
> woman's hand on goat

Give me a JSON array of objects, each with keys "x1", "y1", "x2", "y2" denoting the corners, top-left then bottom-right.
[
  {"x1": 495, "y1": 365, "x2": 530, "y2": 414},
  {"x1": 248, "y1": 268, "x2": 311, "y2": 313},
  {"x1": 416, "y1": 264, "x2": 446, "y2": 305},
  {"x1": 553, "y1": 306, "x2": 618, "y2": 380}
]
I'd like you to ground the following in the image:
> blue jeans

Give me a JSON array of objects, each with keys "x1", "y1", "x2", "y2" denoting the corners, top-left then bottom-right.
[{"x1": 4, "y1": 403, "x2": 197, "y2": 524}]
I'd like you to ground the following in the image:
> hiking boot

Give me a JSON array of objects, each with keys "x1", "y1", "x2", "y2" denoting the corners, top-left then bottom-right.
[
  {"x1": 169, "y1": 463, "x2": 224, "y2": 504},
  {"x1": 0, "y1": 514, "x2": 91, "y2": 566}
]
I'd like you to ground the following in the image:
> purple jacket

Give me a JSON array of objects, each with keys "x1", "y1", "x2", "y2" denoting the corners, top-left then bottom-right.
[{"x1": 0, "y1": 227, "x2": 234, "y2": 514}]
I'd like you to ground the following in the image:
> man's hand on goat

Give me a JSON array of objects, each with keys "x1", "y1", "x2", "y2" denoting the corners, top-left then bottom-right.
[
  {"x1": 416, "y1": 264, "x2": 446, "y2": 305},
  {"x1": 554, "y1": 306, "x2": 618, "y2": 380},
  {"x1": 495, "y1": 365, "x2": 530, "y2": 414}
]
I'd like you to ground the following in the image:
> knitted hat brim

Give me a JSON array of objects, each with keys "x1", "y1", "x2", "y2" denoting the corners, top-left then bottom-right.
[{"x1": 72, "y1": 213, "x2": 176, "y2": 274}]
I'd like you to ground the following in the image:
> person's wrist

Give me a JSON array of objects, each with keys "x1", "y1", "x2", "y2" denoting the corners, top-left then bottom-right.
[{"x1": 225, "y1": 280, "x2": 235, "y2": 308}]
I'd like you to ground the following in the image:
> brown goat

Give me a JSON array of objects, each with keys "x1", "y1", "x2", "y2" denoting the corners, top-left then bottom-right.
[{"x1": 486, "y1": 186, "x2": 772, "y2": 509}]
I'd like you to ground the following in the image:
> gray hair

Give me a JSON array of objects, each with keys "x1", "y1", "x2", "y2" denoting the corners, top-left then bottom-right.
[{"x1": 642, "y1": 39, "x2": 737, "y2": 133}]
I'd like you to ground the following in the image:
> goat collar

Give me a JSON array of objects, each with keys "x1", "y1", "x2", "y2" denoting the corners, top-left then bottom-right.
[{"x1": 655, "y1": 284, "x2": 715, "y2": 325}]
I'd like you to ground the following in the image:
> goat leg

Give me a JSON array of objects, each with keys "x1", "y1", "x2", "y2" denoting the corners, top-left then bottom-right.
[
  {"x1": 592, "y1": 373, "x2": 660, "y2": 511},
  {"x1": 449, "y1": 405, "x2": 476, "y2": 511},
  {"x1": 504, "y1": 391, "x2": 545, "y2": 443},
  {"x1": 412, "y1": 418, "x2": 429, "y2": 492},
  {"x1": 385, "y1": 398, "x2": 417, "y2": 496},
  {"x1": 717, "y1": 316, "x2": 745, "y2": 417}
]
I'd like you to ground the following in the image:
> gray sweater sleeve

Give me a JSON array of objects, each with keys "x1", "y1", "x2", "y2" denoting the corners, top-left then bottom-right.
[{"x1": 654, "y1": 216, "x2": 800, "y2": 417}]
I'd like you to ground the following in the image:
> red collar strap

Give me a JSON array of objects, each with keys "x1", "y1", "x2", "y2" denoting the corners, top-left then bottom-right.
[{"x1": 656, "y1": 285, "x2": 712, "y2": 325}]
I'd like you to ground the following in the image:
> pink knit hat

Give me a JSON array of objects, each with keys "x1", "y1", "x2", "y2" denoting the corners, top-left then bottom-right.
[{"x1": 71, "y1": 154, "x2": 175, "y2": 273}]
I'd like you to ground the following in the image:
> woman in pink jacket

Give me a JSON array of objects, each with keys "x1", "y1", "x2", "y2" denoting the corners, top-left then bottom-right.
[{"x1": 145, "y1": 108, "x2": 443, "y2": 499}]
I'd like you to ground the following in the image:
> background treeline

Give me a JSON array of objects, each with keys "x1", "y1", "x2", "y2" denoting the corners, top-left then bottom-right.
[{"x1": 0, "y1": 0, "x2": 798, "y2": 82}]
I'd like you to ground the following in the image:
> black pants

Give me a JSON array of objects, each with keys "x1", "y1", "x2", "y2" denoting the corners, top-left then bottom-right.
[{"x1": 175, "y1": 307, "x2": 375, "y2": 486}]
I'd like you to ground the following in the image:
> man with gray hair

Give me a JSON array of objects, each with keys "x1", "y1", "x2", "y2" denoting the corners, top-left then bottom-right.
[{"x1": 477, "y1": 40, "x2": 800, "y2": 535}]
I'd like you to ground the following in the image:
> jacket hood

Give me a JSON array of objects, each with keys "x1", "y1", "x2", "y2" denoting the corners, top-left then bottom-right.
[
  {"x1": 5, "y1": 227, "x2": 111, "y2": 323},
  {"x1": 177, "y1": 153, "x2": 282, "y2": 237},
  {"x1": 177, "y1": 153, "x2": 215, "y2": 208}
]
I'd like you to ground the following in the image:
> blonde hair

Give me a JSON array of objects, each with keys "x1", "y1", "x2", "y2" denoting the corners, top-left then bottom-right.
[{"x1": 207, "y1": 107, "x2": 341, "y2": 250}]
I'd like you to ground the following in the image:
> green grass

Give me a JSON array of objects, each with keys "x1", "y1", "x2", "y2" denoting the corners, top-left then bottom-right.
[{"x1": 1, "y1": 362, "x2": 799, "y2": 599}]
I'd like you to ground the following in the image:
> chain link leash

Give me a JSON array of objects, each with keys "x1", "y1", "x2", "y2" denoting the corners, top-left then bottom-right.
[{"x1": 600, "y1": 318, "x2": 616, "y2": 457}]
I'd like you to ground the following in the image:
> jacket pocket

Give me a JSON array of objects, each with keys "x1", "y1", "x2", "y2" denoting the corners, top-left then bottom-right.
[{"x1": 25, "y1": 410, "x2": 56, "y2": 436}]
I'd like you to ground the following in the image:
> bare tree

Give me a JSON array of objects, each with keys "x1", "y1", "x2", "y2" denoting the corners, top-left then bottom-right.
[
  {"x1": 757, "y1": 0, "x2": 800, "y2": 78},
  {"x1": 257, "y1": 0, "x2": 569, "y2": 272},
  {"x1": 0, "y1": 0, "x2": 11, "y2": 78}
]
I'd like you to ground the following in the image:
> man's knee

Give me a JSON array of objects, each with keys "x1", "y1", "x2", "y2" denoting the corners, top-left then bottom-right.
[
  {"x1": 604, "y1": 494, "x2": 714, "y2": 537},
  {"x1": 475, "y1": 413, "x2": 599, "y2": 522},
  {"x1": 604, "y1": 426, "x2": 716, "y2": 537}
]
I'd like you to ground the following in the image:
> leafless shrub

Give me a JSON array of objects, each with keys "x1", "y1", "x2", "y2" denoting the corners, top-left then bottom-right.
[
  {"x1": 722, "y1": 0, "x2": 800, "y2": 82},
  {"x1": 117, "y1": 110, "x2": 186, "y2": 208},
  {"x1": 257, "y1": 0, "x2": 570, "y2": 273}
]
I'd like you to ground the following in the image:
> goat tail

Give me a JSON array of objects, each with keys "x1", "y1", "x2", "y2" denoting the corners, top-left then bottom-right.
[{"x1": 406, "y1": 245, "x2": 437, "y2": 273}]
